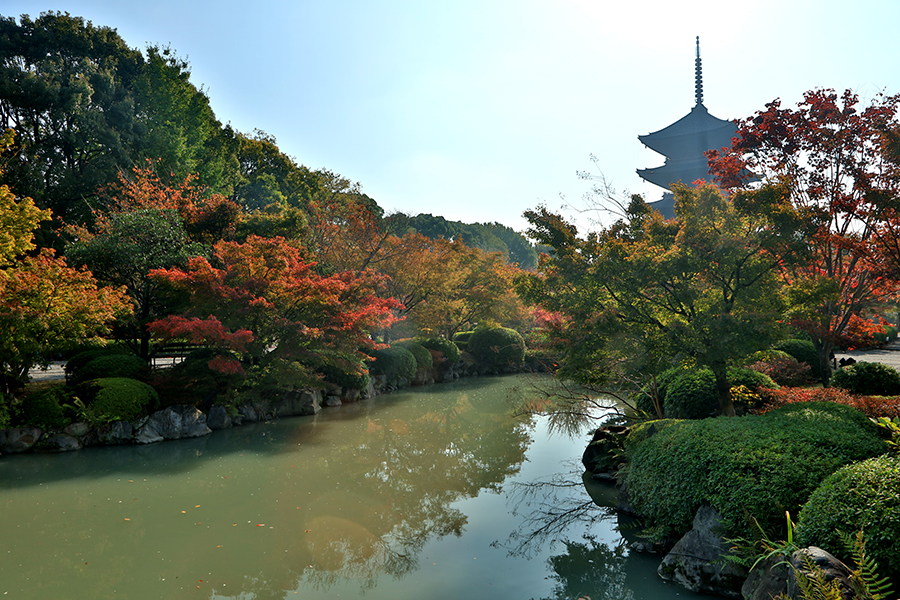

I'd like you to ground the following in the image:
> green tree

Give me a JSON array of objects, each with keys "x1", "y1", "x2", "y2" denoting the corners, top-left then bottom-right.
[
  {"x1": 518, "y1": 183, "x2": 805, "y2": 416},
  {"x1": 66, "y1": 209, "x2": 206, "y2": 360}
]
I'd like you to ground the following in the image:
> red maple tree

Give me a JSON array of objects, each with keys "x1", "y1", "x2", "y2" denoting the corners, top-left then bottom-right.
[{"x1": 707, "y1": 89, "x2": 900, "y2": 384}]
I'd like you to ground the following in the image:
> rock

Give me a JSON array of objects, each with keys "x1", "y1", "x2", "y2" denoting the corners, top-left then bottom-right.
[
  {"x1": 271, "y1": 390, "x2": 320, "y2": 417},
  {"x1": 41, "y1": 433, "x2": 82, "y2": 452},
  {"x1": 657, "y1": 504, "x2": 748, "y2": 598},
  {"x1": 135, "y1": 405, "x2": 212, "y2": 444},
  {"x1": 206, "y1": 405, "x2": 232, "y2": 430},
  {"x1": 412, "y1": 367, "x2": 434, "y2": 386},
  {"x1": 0, "y1": 427, "x2": 43, "y2": 453},
  {"x1": 786, "y1": 547, "x2": 853, "y2": 600},
  {"x1": 237, "y1": 403, "x2": 258, "y2": 423},
  {"x1": 582, "y1": 425, "x2": 630, "y2": 474},
  {"x1": 97, "y1": 421, "x2": 133, "y2": 445},
  {"x1": 340, "y1": 387, "x2": 360, "y2": 403},
  {"x1": 323, "y1": 395, "x2": 342, "y2": 407},
  {"x1": 742, "y1": 553, "x2": 792, "y2": 600},
  {"x1": 63, "y1": 422, "x2": 90, "y2": 438}
]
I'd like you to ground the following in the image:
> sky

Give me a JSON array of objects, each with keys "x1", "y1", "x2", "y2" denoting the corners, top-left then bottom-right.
[{"x1": 5, "y1": 0, "x2": 900, "y2": 232}]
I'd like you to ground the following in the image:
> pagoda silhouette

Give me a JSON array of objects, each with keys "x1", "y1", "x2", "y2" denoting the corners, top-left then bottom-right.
[{"x1": 637, "y1": 37, "x2": 737, "y2": 218}]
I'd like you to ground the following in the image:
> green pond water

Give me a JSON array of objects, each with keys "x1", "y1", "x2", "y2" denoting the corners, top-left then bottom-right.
[{"x1": 0, "y1": 375, "x2": 712, "y2": 600}]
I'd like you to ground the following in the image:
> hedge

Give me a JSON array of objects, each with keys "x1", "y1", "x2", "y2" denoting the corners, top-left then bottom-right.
[
  {"x1": 467, "y1": 326, "x2": 526, "y2": 371},
  {"x1": 418, "y1": 337, "x2": 461, "y2": 364},
  {"x1": 83, "y1": 377, "x2": 159, "y2": 424},
  {"x1": 368, "y1": 346, "x2": 417, "y2": 383},
  {"x1": 623, "y1": 402, "x2": 887, "y2": 541},
  {"x1": 830, "y1": 361, "x2": 900, "y2": 396}
]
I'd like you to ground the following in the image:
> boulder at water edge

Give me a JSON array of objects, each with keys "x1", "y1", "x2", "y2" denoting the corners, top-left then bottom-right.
[
  {"x1": 0, "y1": 426, "x2": 42, "y2": 453},
  {"x1": 136, "y1": 405, "x2": 212, "y2": 444},
  {"x1": 657, "y1": 504, "x2": 748, "y2": 597}
]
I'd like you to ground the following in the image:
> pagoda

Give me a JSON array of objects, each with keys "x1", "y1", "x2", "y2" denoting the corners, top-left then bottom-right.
[{"x1": 637, "y1": 37, "x2": 737, "y2": 218}]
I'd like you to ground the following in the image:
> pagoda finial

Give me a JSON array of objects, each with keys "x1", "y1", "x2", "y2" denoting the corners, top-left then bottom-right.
[{"x1": 694, "y1": 36, "x2": 704, "y2": 106}]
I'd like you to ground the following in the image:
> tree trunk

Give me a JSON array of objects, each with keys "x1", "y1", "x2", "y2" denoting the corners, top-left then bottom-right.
[
  {"x1": 812, "y1": 338, "x2": 833, "y2": 388},
  {"x1": 710, "y1": 362, "x2": 736, "y2": 417}
]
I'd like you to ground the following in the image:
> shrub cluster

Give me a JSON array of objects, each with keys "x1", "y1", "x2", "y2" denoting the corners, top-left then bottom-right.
[
  {"x1": 754, "y1": 386, "x2": 900, "y2": 419},
  {"x1": 637, "y1": 366, "x2": 778, "y2": 419},
  {"x1": 452, "y1": 331, "x2": 474, "y2": 351},
  {"x1": 623, "y1": 402, "x2": 887, "y2": 541},
  {"x1": 418, "y1": 337, "x2": 461, "y2": 364},
  {"x1": 467, "y1": 326, "x2": 526, "y2": 371},
  {"x1": 394, "y1": 340, "x2": 433, "y2": 371},
  {"x1": 64, "y1": 347, "x2": 129, "y2": 381},
  {"x1": 73, "y1": 354, "x2": 149, "y2": 384},
  {"x1": 21, "y1": 386, "x2": 72, "y2": 429},
  {"x1": 82, "y1": 377, "x2": 159, "y2": 424},
  {"x1": 797, "y1": 454, "x2": 900, "y2": 587},
  {"x1": 748, "y1": 355, "x2": 813, "y2": 386},
  {"x1": 830, "y1": 361, "x2": 900, "y2": 396},
  {"x1": 368, "y1": 345, "x2": 417, "y2": 383},
  {"x1": 772, "y1": 338, "x2": 821, "y2": 380}
]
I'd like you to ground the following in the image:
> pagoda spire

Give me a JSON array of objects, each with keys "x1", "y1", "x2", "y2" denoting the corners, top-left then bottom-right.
[{"x1": 694, "y1": 36, "x2": 703, "y2": 106}]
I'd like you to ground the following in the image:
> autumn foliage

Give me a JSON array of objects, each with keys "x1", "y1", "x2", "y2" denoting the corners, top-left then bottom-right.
[{"x1": 148, "y1": 235, "x2": 401, "y2": 386}]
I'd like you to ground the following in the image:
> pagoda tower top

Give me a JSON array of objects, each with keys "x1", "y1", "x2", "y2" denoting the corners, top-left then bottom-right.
[{"x1": 636, "y1": 37, "x2": 737, "y2": 217}]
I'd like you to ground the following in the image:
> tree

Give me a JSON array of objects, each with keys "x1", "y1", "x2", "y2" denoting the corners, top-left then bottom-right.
[
  {"x1": 0, "y1": 249, "x2": 130, "y2": 394},
  {"x1": 0, "y1": 133, "x2": 129, "y2": 393},
  {"x1": 708, "y1": 89, "x2": 900, "y2": 384},
  {"x1": 518, "y1": 183, "x2": 805, "y2": 416},
  {"x1": 148, "y1": 235, "x2": 401, "y2": 389}
]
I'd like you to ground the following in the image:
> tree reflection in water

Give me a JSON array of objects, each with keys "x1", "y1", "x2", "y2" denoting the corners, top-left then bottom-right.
[{"x1": 495, "y1": 460, "x2": 636, "y2": 600}]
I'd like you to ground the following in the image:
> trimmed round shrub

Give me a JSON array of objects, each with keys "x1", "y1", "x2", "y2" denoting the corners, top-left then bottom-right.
[
  {"x1": 65, "y1": 347, "x2": 129, "y2": 380},
  {"x1": 368, "y1": 346, "x2": 417, "y2": 383},
  {"x1": 84, "y1": 377, "x2": 159, "y2": 423},
  {"x1": 467, "y1": 326, "x2": 526, "y2": 371},
  {"x1": 73, "y1": 354, "x2": 149, "y2": 384},
  {"x1": 772, "y1": 338, "x2": 821, "y2": 379},
  {"x1": 623, "y1": 402, "x2": 887, "y2": 542},
  {"x1": 798, "y1": 454, "x2": 900, "y2": 585},
  {"x1": 830, "y1": 361, "x2": 900, "y2": 396},
  {"x1": 394, "y1": 340, "x2": 433, "y2": 371},
  {"x1": 21, "y1": 386, "x2": 71, "y2": 429},
  {"x1": 418, "y1": 337, "x2": 461, "y2": 364}
]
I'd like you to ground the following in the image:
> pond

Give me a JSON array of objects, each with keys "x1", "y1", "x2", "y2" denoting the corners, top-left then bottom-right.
[{"x1": 0, "y1": 375, "x2": 713, "y2": 600}]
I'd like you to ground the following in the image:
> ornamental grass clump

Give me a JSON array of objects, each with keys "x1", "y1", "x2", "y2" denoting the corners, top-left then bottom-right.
[{"x1": 622, "y1": 402, "x2": 887, "y2": 542}]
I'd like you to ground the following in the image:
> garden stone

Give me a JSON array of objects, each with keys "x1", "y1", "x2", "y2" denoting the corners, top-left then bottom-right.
[
  {"x1": 324, "y1": 395, "x2": 342, "y2": 407},
  {"x1": 42, "y1": 433, "x2": 82, "y2": 452},
  {"x1": 98, "y1": 421, "x2": 133, "y2": 445},
  {"x1": 786, "y1": 547, "x2": 853, "y2": 600},
  {"x1": 0, "y1": 427, "x2": 43, "y2": 453},
  {"x1": 741, "y1": 553, "x2": 792, "y2": 600},
  {"x1": 237, "y1": 403, "x2": 258, "y2": 423},
  {"x1": 271, "y1": 390, "x2": 320, "y2": 417},
  {"x1": 64, "y1": 422, "x2": 90, "y2": 437},
  {"x1": 206, "y1": 405, "x2": 232, "y2": 430},
  {"x1": 657, "y1": 504, "x2": 748, "y2": 598},
  {"x1": 136, "y1": 405, "x2": 211, "y2": 444},
  {"x1": 341, "y1": 387, "x2": 361, "y2": 403},
  {"x1": 582, "y1": 425, "x2": 629, "y2": 475}
]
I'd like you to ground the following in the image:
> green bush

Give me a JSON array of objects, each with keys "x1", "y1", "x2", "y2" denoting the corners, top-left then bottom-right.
[
  {"x1": 772, "y1": 338, "x2": 821, "y2": 380},
  {"x1": 638, "y1": 366, "x2": 778, "y2": 419},
  {"x1": 320, "y1": 361, "x2": 370, "y2": 391},
  {"x1": 418, "y1": 337, "x2": 461, "y2": 364},
  {"x1": 452, "y1": 331, "x2": 474, "y2": 351},
  {"x1": 467, "y1": 326, "x2": 526, "y2": 371},
  {"x1": 368, "y1": 346, "x2": 417, "y2": 383},
  {"x1": 830, "y1": 361, "x2": 900, "y2": 396},
  {"x1": 798, "y1": 454, "x2": 900, "y2": 586},
  {"x1": 394, "y1": 340, "x2": 433, "y2": 371},
  {"x1": 21, "y1": 386, "x2": 71, "y2": 429},
  {"x1": 73, "y1": 354, "x2": 149, "y2": 385},
  {"x1": 83, "y1": 377, "x2": 159, "y2": 424},
  {"x1": 623, "y1": 402, "x2": 887, "y2": 542},
  {"x1": 65, "y1": 347, "x2": 129, "y2": 380}
]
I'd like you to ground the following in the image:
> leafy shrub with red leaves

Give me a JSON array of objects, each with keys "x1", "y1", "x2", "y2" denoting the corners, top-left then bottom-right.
[
  {"x1": 755, "y1": 386, "x2": 900, "y2": 419},
  {"x1": 748, "y1": 356, "x2": 814, "y2": 387}
]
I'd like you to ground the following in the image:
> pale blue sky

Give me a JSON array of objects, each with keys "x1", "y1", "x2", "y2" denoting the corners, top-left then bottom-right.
[{"x1": 5, "y1": 0, "x2": 900, "y2": 231}]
